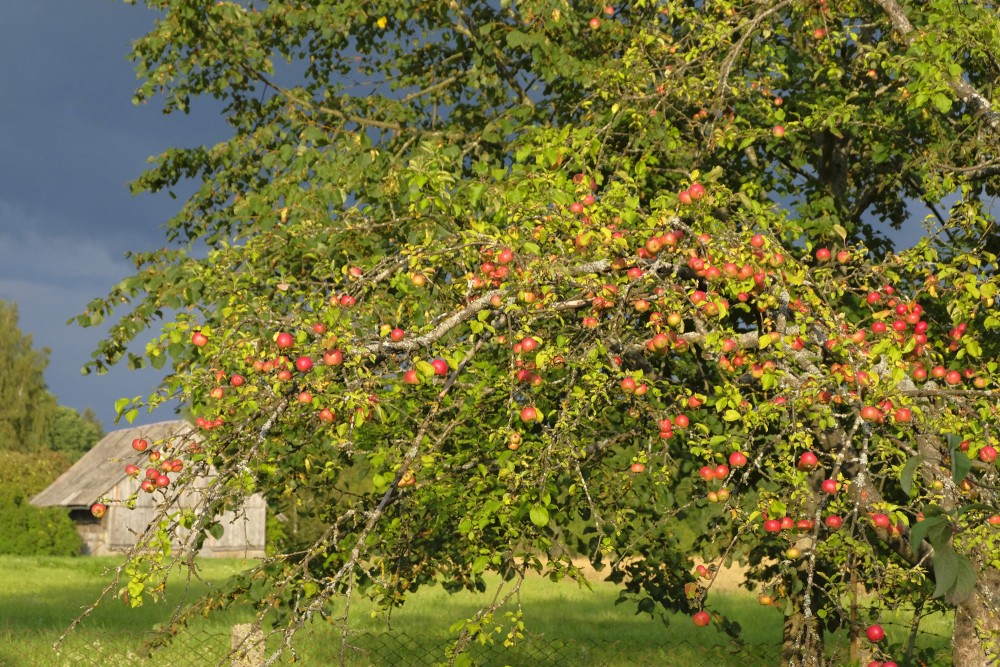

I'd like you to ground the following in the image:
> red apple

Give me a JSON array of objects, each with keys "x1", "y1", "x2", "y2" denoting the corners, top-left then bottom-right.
[
  {"x1": 431, "y1": 358, "x2": 449, "y2": 376},
  {"x1": 125, "y1": 464, "x2": 140, "y2": 478},
  {"x1": 318, "y1": 408, "x2": 335, "y2": 423},
  {"x1": 520, "y1": 406, "x2": 538, "y2": 423},
  {"x1": 191, "y1": 331, "x2": 208, "y2": 347},
  {"x1": 688, "y1": 182, "x2": 706, "y2": 200},
  {"x1": 979, "y1": 446, "x2": 997, "y2": 463},
  {"x1": 798, "y1": 451, "x2": 819, "y2": 470},
  {"x1": 90, "y1": 503, "x2": 107, "y2": 519},
  {"x1": 295, "y1": 356, "x2": 313, "y2": 373},
  {"x1": 390, "y1": 327, "x2": 405, "y2": 342},
  {"x1": 772, "y1": 125, "x2": 785, "y2": 137},
  {"x1": 821, "y1": 479, "x2": 839, "y2": 494},
  {"x1": 825, "y1": 515, "x2": 843, "y2": 529},
  {"x1": 132, "y1": 438, "x2": 149, "y2": 452},
  {"x1": 297, "y1": 391, "x2": 313, "y2": 404},
  {"x1": 871, "y1": 513, "x2": 891, "y2": 529},
  {"x1": 275, "y1": 332, "x2": 294, "y2": 349},
  {"x1": 729, "y1": 451, "x2": 748, "y2": 467},
  {"x1": 866, "y1": 624, "x2": 885, "y2": 642},
  {"x1": 230, "y1": 374, "x2": 245, "y2": 387},
  {"x1": 403, "y1": 369, "x2": 420, "y2": 385},
  {"x1": 815, "y1": 247, "x2": 831, "y2": 261},
  {"x1": 764, "y1": 519, "x2": 782, "y2": 533},
  {"x1": 630, "y1": 462, "x2": 645, "y2": 474},
  {"x1": 860, "y1": 405, "x2": 884, "y2": 423},
  {"x1": 692, "y1": 611, "x2": 711, "y2": 627}
]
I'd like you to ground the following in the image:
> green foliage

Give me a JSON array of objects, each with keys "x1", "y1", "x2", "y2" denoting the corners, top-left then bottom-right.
[
  {"x1": 0, "y1": 450, "x2": 73, "y2": 498},
  {"x1": 0, "y1": 488, "x2": 81, "y2": 557},
  {"x1": 0, "y1": 450, "x2": 81, "y2": 557},
  {"x1": 0, "y1": 301, "x2": 101, "y2": 460},
  {"x1": 0, "y1": 301, "x2": 57, "y2": 451},
  {"x1": 83, "y1": 0, "x2": 1000, "y2": 664},
  {"x1": 47, "y1": 406, "x2": 104, "y2": 461}
]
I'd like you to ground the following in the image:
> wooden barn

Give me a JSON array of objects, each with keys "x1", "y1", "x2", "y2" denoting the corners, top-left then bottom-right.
[{"x1": 32, "y1": 420, "x2": 266, "y2": 557}]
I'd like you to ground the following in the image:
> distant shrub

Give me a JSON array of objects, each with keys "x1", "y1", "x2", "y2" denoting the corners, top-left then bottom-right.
[
  {"x1": 0, "y1": 450, "x2": 80, "y2": 556},
  {"x1": 0, "y1": 487, "x2": 81, "y2": 556}
]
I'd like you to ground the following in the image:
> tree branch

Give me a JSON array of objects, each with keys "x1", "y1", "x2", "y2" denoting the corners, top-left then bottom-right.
[{"x1": 872, "y1": 0, "x2": 1000, "y2": 132}]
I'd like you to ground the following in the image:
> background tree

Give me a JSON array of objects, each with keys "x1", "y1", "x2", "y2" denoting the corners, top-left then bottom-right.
[
  {"x1": 0, "y1": 301, "x2": 57, "y2": 451},
  {"x1": 81, "y1": 1, "x2": 1000, "y2": 665},
  {"x1": 0, "y1": 302, "x2": 102, "y2": 556},
  {"x1": 47, "y1": 406, "x2": 104, "y2": 462}
]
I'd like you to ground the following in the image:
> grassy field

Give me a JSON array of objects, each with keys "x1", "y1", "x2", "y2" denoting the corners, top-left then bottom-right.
[{"x1": 0, "y1": 556, "x2": 952, "y2": 666}]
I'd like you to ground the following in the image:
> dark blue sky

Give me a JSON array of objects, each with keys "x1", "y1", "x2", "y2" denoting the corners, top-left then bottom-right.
[{"x1": 0, "y1": 2, "x2": 225, "y2": 429}]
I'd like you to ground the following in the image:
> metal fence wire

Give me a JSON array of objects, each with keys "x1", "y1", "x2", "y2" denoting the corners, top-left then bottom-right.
[{"x1": 6, "y1": 626, "x2": 785, "y2": 667}]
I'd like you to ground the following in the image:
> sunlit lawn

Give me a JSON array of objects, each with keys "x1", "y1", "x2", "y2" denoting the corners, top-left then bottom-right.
[{"x1": 0, "y1": 556, "x2": 951, "y2": 666}]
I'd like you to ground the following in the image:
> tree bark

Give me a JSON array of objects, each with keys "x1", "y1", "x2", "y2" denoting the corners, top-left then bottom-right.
[
  {"x1": 781, "y1": 594, "x2": 827, "y2": 667},
  {"x1": 953, "y1": 566, "x2": 1000, "y2": 666}
]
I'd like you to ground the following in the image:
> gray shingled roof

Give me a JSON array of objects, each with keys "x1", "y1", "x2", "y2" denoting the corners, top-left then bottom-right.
[{"x1": 31, "y1": 419, "x2": 198, "y2": 508}]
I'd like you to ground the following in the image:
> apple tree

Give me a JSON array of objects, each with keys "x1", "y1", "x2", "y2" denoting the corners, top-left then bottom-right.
[{"x1": 80, "y1": 0, "x2": 1000, "y2": 665}]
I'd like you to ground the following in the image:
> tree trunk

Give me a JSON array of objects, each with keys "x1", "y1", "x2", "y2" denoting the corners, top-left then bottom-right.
[
  {"x1": 953, "y1": 566, "x2": 1000, "y2": 666},
  {"x1": 781, "y1": 597, "x2": 826, "y2": 667}
]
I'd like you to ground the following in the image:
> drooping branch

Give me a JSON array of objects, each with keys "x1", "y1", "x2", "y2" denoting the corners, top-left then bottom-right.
[{"x1": 872, "y1": 0, "x2": 1000, "y2": 132}]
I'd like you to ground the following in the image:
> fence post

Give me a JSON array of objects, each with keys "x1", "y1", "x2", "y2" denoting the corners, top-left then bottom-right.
[{"x1": 231, "y1": 623, "x2": 264, "y2": 667}]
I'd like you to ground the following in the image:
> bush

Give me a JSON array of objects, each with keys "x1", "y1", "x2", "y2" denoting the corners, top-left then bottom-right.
[
  {"x1": 0, "y1": 450, "x2": 81, "y2": 556},
  {"x1": 0, "y1": 487, "x2": 81, "y2": 556}
]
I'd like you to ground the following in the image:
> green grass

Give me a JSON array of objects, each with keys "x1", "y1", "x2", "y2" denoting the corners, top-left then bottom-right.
[{"x1": 0, "y1": 556, "x2": 954, "y2": 666}]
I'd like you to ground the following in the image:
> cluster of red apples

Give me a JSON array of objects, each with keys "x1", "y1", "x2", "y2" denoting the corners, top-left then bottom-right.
[{"x1": 90, "y1": 436, "x2": 187, "y2": 518}]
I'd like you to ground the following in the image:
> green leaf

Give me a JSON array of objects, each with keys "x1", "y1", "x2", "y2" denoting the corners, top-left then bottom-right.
[
  {"x1": 952, "y1": 450, "x2": 972, "y2": 484},
  {"x1": 932, "y1": 93, "x2": 953, "y2": 114},
  {"x1": 207, "y1": 523, "x2": 225, "y2": 540},
  {"x1": 723, "y1": 410, "x2": 742, "y2": 422},
  {"x1": 909, "y1": 514, "x2": 945, "y2": 552},
  {"x1": 931, "y1": 544, "x2": 976, "y2": 604},
  {"x1": 529, "y1": 505, "x2": 549, "y2": 527},
  {"x1": 900, "y1": 455, "x2": 923, "y2": 497},
  {"x1": 932, "y1": 544, "x2": 958, "y2": 600}
]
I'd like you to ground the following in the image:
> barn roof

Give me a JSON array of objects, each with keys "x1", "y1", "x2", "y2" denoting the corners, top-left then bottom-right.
[{"x1": 31, "y1": 419, "x2": 199, "y2": 509}]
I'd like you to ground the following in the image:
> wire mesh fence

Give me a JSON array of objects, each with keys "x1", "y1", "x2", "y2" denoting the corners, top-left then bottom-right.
[{"x1": 3, "y1": 625, "x2": 784, "y2": 667}]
